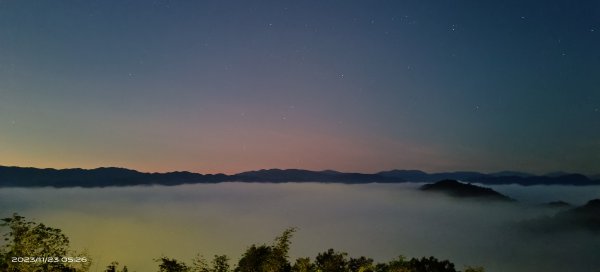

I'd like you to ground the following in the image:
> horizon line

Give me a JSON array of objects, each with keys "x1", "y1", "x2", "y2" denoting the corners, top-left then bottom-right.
[{"x1": 1, "y1": 164, "x2": 597, "y2": 178}]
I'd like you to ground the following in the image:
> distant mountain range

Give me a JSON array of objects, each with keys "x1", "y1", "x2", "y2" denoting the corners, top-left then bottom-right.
[{"x1": 0, "y1": 165, "x2": 599, "y2": 188}]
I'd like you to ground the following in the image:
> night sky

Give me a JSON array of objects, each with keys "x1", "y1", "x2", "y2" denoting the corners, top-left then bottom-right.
[{"x1": 1, "y1": 1, "x2": 599, "y2": 175}]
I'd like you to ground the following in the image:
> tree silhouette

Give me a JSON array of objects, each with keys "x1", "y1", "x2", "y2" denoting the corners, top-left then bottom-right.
[
  {"x1": 374, "y1": 256, "x2": 409, "y2": 272},
  {"x1": 156, "y1": 257, "x2": 191, "y2": 272},
  {"x1": 235, "y1": 228, "x2": 296, "y2": 272},
  {"x1": 349, "y1": 256, "x2": 375, "y2": 272},
  {"x1": 315, "y1": 249, "x2": 349, "y2": 272},
  {"x1": 292, "y1": 257, "x2": 315, "y2": 272},
  {"x1": 0, "y1": 213, "x2": 90, "y2": 272},
  {"x1": 191, "y1": 254, "x2": 230, "y2": 272},
  {"x1": 212, "y1": 255, "x2": 230, "y2": 272},
  {"x1": 191, "y1": 254, "x2": 211, "y2": 272},
  {"x1": 105, "y1": 261, "x2": 129, "y2": 272},
  {"x1": 235, "y1": 245, "x2": 278, "y2": 272},
  {"x1": 1, "y1": 215, "x2": 485, "y2": 272},
  {"x1": 406, "y1": 256, "x2": 456, "y2": 272},
  {"x1": 463, "y1": 267, "x2": 484, "y2": 272}
]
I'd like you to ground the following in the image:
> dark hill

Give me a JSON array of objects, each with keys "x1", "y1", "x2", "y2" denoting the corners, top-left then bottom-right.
[
  {"x1": 554, "y1": 199, "x2": 600, "y2": 231},
  {"x1": 420, "y1": 179, "x2": 514, "y2": 202},
  {"x1": 521, "y1": 199, "x2": 600, "y2": 233},
  {"x1": 541, "y1": 201, "x2": 572, "y2": 208}
]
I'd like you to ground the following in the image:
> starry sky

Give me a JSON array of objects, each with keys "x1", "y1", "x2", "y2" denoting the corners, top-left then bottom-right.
[{"x1": 1, "y1": 0, "x2": 599, "y2": 175}]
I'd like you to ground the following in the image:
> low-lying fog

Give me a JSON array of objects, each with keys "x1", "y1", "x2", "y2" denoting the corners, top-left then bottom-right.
[{"x1": 1, "y1": 183, "x2": 598, "y2": 272}]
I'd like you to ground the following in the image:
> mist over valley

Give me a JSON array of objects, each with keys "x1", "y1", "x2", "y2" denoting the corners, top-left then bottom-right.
[{"x1": 1, "y1": 182, "x2": 598, "y2": 272}]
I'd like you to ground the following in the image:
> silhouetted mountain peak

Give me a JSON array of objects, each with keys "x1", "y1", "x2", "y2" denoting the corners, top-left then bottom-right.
[
  {"x1": 573, "y1": 199, "x2": 600, "y2": 212},
  {"x1": 420, "y1": 179, "x2": 513, "y2": 201}
]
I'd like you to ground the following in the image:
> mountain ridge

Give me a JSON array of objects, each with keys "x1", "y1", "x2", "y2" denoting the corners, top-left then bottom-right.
[{"x1": 0, "y1": 165, "x2": 599, "y2": 188}]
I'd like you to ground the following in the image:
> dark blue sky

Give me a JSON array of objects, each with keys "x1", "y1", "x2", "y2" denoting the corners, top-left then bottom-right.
[{"x1": 1, "y1": 0, "x2": 599, "y2": 174}]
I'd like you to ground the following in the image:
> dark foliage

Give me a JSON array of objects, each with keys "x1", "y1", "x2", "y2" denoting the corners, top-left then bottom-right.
[
  {"x1": 315, "y1": 249, "x2": 348, "y2": 272},
  {"x1": 0, "y1": 213, "x2": 87, "y2": 272},
  {"x1": 156, "y1": 257, "x2": 190, "y2": 272},
  {"x1": 235, "y1": 228, "x2": 296, "y2": 272},
  {"x1": 105, "y1": 261, "x2": 129, "y2": 272}
]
